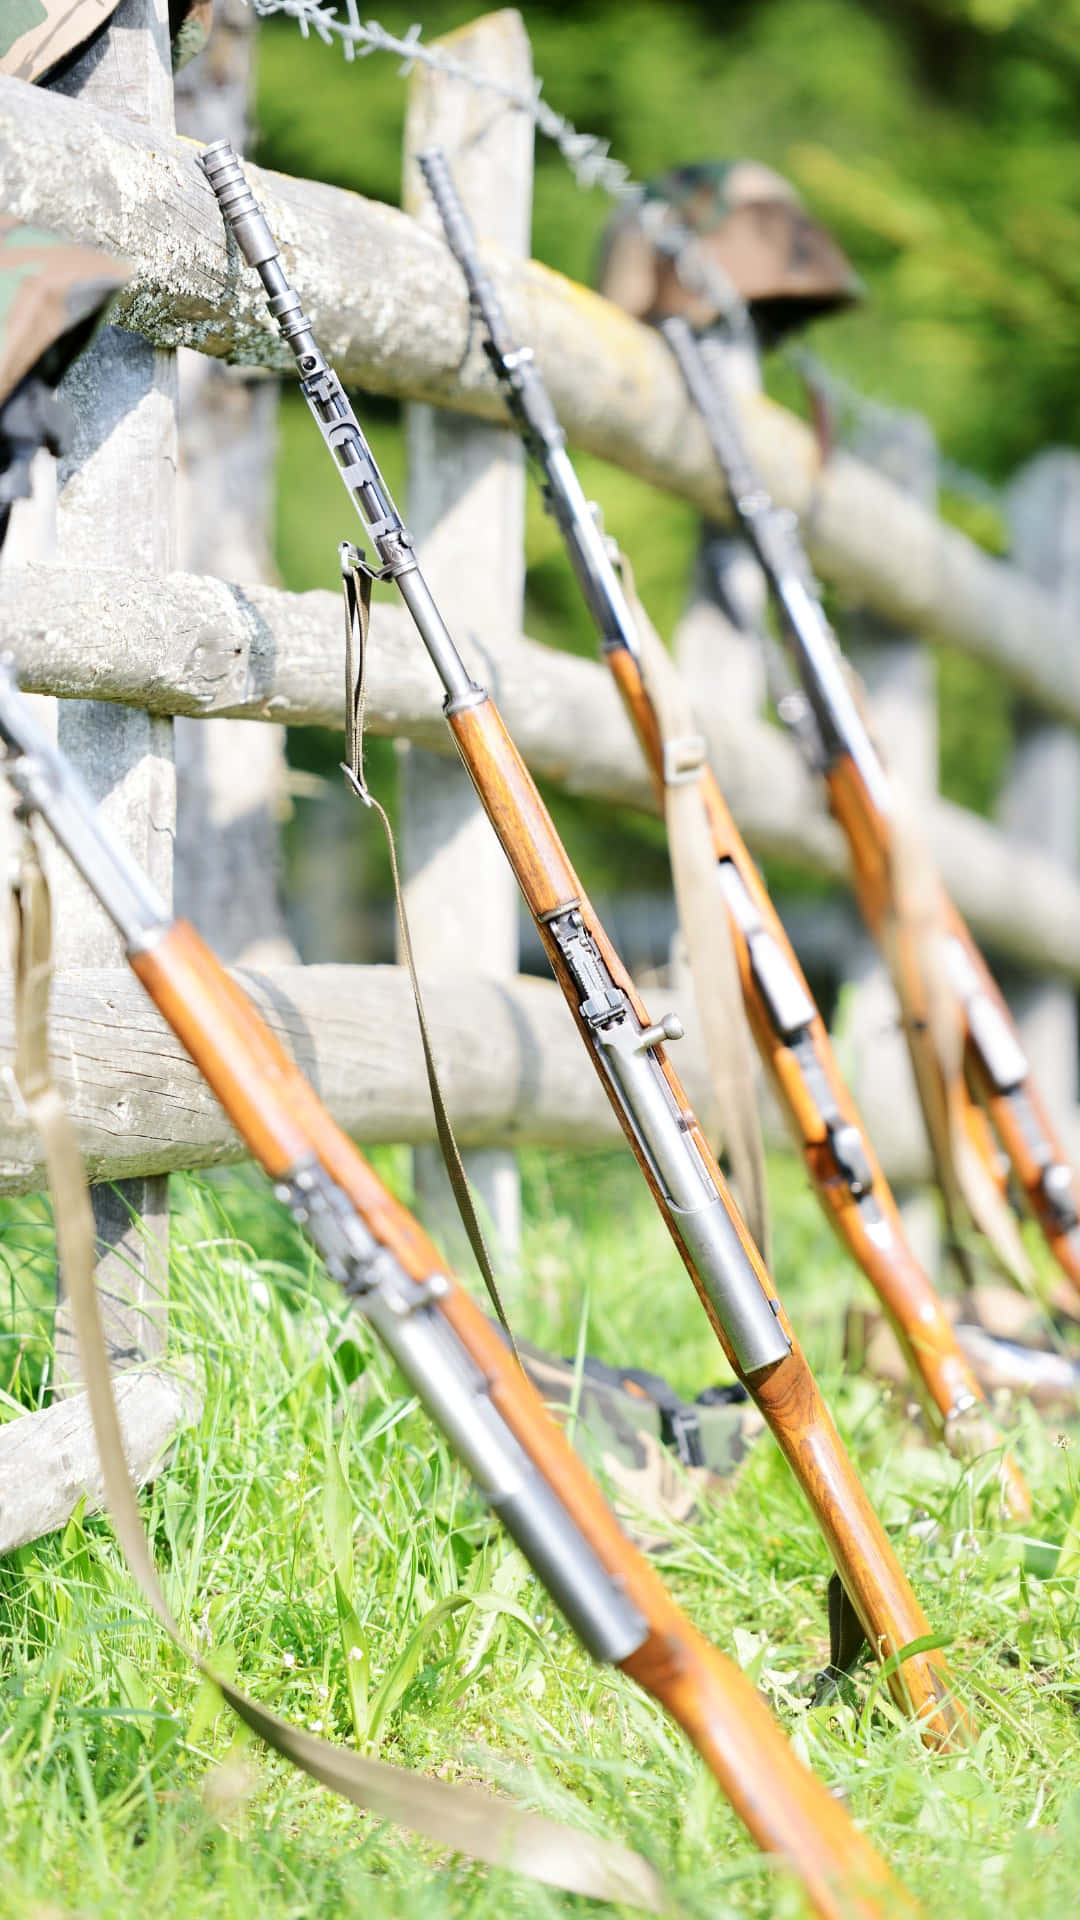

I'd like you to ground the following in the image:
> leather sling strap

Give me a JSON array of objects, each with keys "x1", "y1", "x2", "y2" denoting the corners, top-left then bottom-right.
[
  {"x1": 8, "y1": 818, "x2": 665, "y2": 1912},
  {"x1": 341, "y1": 548, "x2": 519, "y2": 1358},
  {"x1": 616, "y1": 552, "x2": 771, "y2": 1264}
]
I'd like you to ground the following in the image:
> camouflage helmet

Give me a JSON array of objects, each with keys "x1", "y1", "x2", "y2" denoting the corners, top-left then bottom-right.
[
  {"x1": 0, "y1": 0, "x2": 213, "y2": 82},
  {"x1": 597, "y1": 159, "x2": 862, "y2": 344},
  {"x1": 0, "y1": 217, "x2": 129, "y2": 537}
]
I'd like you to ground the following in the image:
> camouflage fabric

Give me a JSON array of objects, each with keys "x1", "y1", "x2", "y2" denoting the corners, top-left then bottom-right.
[
  {"x1": 597, "y1": 159, "x2": 862, "y2": 341},
  {"x1": 517, "y1": 1337, "x2": 764, "y2": 1552},
  {"x1": 168, "y1": 0, "x2": 212, "y2": 71},
  {"x1": 0, "y1": 217, "x2": 128, "y2": 538},
  {"x1": 0, "y1": 0, "x2": 212, "y2": 81},
  {"x1": 0, "y1": 216, "x2": 128, "y2": 406},
  {"x1": 0, "y1": 0, "x2": 117, "y2": 81}
]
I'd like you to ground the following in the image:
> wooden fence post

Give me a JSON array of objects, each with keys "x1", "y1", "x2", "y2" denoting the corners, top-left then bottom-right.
[
  {"x1": 1000, "y1": 453, "x2": 1080, "y2": 1127},
  {"x1": 398, "y1": 9, "x2": 532, "y2": 1270},
  {"x1": 674, "y1": 340, "x2": 768, "y2": 735},
  {"x1": 843, "y1": 410, "x2": 941, "y2": 1271},
  {"x1": 47, "y1": 0, "x2": 177, "y2": 1379},
  {"x1": 173, "y1": 0, "x2": 297, "y2": 968}
]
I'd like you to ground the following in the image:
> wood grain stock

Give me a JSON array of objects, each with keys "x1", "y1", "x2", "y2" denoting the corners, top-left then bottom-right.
[
  {"x1": 448, "y1": 695, "x2": 970, "y2": 1745},
  {"x1": 130, "y1": 924, "x2": 915, "y2": 1916},
  {"x1": 131, "y1": 925, "x2": 314, "y2": 1177},
  {"x1": 608, "y1": 643, "x2": 1029, "y2": 1517},
  {"x1": 436, "y1": 1295, "x2": 915, "y2": 1918},
  {"x1": 828, "y1": 755, "x2": 1080, "y2": 1307},
  {"x1": 826, "y1": 759, "x2": 1002, "y2": 1200},
  {"x1": 132, "y1": 924, "x2": 449, "y2": 1280},
  {"x1": 946, "y1": 905, "x2": 1080, "y2": 1301},
  {"x1": 607, "y1": 645, "x2": 666, "y2": 794}
]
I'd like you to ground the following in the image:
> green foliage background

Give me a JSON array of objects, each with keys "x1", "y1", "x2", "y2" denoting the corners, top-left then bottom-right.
[
  {"x1": 258, "y1": 0, "x2": 1080, "y2": 473},
  {"x1": 256, "y1": 0, "x2": 1078, "y2": 920}
]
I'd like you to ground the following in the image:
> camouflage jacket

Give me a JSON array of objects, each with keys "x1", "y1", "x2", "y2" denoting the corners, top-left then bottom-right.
[
  {"x1": 0, "y1": 0, "x2": 211, "y2": 83},
  {"x1": 0, "y1": 216, "x2": 128, "y2": 534}
]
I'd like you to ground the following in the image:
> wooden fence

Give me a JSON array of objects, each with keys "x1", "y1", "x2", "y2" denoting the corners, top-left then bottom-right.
[{"x1": 1, "y1": 2, "x2": 1079, "y2": 1547}]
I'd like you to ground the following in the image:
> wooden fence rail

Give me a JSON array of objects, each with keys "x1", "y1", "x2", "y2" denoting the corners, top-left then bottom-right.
[
  {"x1": 1, "y1": 70, "x2": 1078, "y2": 725},
  {"x1": 5, "y1": 565, "x2": 1080, "y2": 980},
  {"x1": 2, "y1": 955, "x2": 1007, "y2": 1201},
  {"x1": 2, "y1": 2, "x2": 1080, "y2": 1558},
  {"x1": 0, "y1": 968, "x2": 713, "y2": 1191}
]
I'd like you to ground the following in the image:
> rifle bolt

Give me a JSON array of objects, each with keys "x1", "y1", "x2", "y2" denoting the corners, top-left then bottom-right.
[{"x1": 634, "y1": 1013, "x2": 684, "y2": 1052}]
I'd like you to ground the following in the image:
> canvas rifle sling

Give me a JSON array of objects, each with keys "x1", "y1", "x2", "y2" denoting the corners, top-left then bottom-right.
[
  {"x1": 616, "y1": 551, "x2": 770, "y2": 1264},
  {"x1": 340, "y1": 546, "x2": 519, "y2": 1359},
  {"x1": 7, "y1": 820, "x2": 666, "y2": 1911}
]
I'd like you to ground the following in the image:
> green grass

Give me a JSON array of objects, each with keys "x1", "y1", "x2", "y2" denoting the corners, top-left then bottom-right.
[{"x1": 3, "y1": 1151, "x2": 1080, "y2": 1916}]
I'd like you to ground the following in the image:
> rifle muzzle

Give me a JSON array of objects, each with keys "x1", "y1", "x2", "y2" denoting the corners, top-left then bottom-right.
[
  {"x1": 200, "y1": 140, "x2": 280, "y2": 270},
  {"x1": 418, "y1": 146, "x2": 478, "y2": 267}
]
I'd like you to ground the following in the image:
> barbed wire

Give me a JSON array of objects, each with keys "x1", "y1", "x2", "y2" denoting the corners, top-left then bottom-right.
[
  {"x1": 247, "y1": 4, "x2": 1002, "y2": 510},
  {"x1": 248, "y1": 3, "x2": 636, "y2": 197},
  {"x1": 247, "y1": 3, "x2": 756, "y2": 339}
]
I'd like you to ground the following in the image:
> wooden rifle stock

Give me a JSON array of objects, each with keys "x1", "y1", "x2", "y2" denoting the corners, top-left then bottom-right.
[
  {"x1": 659, "y1": 314, "x2": 1080, "y2": 1306},
  {"x1": 132, "y1": 922, "x2": 914, "y2": 1920},
  {"x1": 407, "y1": 163, "x2": 1019, "y2": 1510},
  {"x1": 193, "y1": 146, "x2": 964, "y2": 1744},
  {"x1": 447, "y1": 694, "x2": 970, "y2": 1744},
  {"x1": 828, "y1": 753, "x2": 1080, "y2": 1305},
  {"x1": 954, "y1": 910, "x2": 1080, "y2": 1293},
  {"x1": 605, "y1": 646, "x2": 1030, "y2": 1518}
]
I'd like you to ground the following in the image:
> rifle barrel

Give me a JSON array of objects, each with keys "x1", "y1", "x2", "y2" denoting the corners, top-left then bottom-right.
[
  {"x1": 664, "y1": 317, "x2": 893, "y2": 818},
  {"x1": 0, "y1": 661, "x2": 916, "y2": 1920},
  {"x1": 663, "y1": 313, "x2": 1080, "y2": 1306},
  {"x1": 199, "y1": 145, "x2": 970, "y2": 1746},
  {"x1": 419, "y1": 153, "x2": 1027, "y2": 1515},
  {"x1": 418, "y1": 147, "x2": 642, "y2": 660}
]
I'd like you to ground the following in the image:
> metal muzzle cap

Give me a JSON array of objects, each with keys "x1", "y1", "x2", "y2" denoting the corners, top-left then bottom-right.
[{"x1": 199, "y1": 142, "x2": 279, "y2": 269}]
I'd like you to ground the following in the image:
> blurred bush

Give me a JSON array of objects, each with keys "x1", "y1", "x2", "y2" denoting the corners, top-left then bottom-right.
[{"x1": 254, "y1": 0, "x2": 1079, "y2": 925}]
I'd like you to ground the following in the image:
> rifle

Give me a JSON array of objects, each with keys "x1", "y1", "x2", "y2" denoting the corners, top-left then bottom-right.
[
  {"x1": 416, "y1": 145, "x2": 1029, "y2": 1520},
  {"x1": 662, "y1": 315, "x2": 1080, "y2": 1303},
  {"x1": 199, "y1": 141, "x2": 968, "y2": 1746},
  {"x1": 0, "y1": 662, "x2": 917, "y2": 1920}
]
